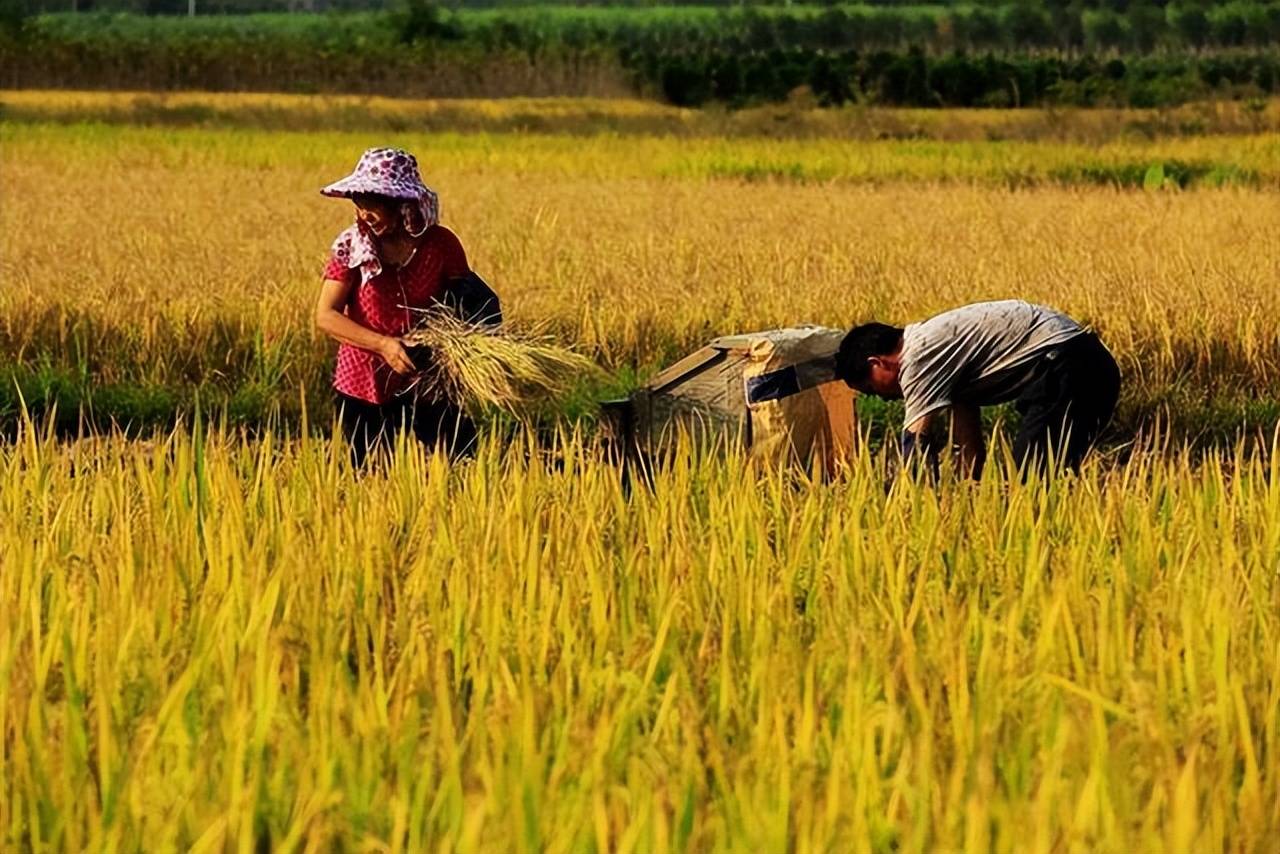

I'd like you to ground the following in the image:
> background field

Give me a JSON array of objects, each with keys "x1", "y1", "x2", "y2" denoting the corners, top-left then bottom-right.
[{"x1": 2, "y1": 92, "x2": 1279, "y2": 851}]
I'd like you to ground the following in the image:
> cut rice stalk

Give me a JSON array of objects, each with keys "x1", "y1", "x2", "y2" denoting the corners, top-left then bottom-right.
[{"x1": 402, "y1": 308, "x2": 601, "y2": 414}]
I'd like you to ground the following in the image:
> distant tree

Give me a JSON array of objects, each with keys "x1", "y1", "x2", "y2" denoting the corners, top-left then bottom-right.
[
  {"x1": 808, "y1": 54, "x2": 853, "y2": 106},
  {"x1": 743, "y1": 10, "x2": 778, "y2": 52},
  {"x1": 1268, "y1": 5, "x2": 1280, "y2": 43},
  {"x1": 743, "y1": 56, "x2": 782, "y2": 102},
  {"x1": 929, "y1": 53, "x2": 992, "y2": 106},
  {"x1": 0, "y1": 0, "x2": 23, "y2": 38},
  {"x1": 709, "y1": 54, "x2": 744, "y2": 104},
  {"x1": 1001, "y1": 3, "x2": 1054, "y2": 49},
  {"x1": 1127, "y1": 2, "x2": 1166, "y2": 51},
  {"x1": 1084, "y1": 9, "x2": 1130, "y2": 50},
  {"x1": 776, "y1": 14, "x2": 805, "y2": 48},
  {"x1": 1168, "y1": 3, "x2": 1210, "y2": 49},
  {"x1": 863, "y1": 10, "x2": 907, "y2": 48},
  {"x1": 954, "y1": 7, "x2": 1003, "y2": 50},
  {"x1": 1242, "y1": 2, "x2": 1274, "y2": 45},
  {"x1": 816, "y1": 9, "x2": 851, "y2": 50},
  {"x1": 1049, "y1": 1, "x2": 1088, "y2": 50},
  {"x1": 879, "y1": 47, "x2": 929, "y2": 105},
  {"x1": 1210, "y1": 6, "x2": 1249, "y2": 46}
]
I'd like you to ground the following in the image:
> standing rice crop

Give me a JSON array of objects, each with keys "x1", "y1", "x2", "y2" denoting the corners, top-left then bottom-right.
[{"x1": 2, "y1": 425, "x2": 1278, "y2": 851}]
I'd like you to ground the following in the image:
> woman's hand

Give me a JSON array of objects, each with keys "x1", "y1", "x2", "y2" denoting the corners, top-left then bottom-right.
[
  {"x1": 317, "y1": 279, "x2": 417, "y2": 374},
  {"x1": 378, "y1": 336, "x2": 416, "y2": 375}
]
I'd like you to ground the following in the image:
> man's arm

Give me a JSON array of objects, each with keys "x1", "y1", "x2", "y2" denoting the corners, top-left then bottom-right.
[
  {"x1": 898, "y1": 413, "x2": 940, "y2": 480},
  {"x1": 901, "y1": 412, "x2": 931, "y2": 453},
  {"x1": 949, "y1": 403, "x2": 986, "y2": 479}
]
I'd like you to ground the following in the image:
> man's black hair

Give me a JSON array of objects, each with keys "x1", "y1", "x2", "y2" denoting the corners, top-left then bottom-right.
[{"x1": 834, "y1": 323, "x2": 904, "y2": 387}]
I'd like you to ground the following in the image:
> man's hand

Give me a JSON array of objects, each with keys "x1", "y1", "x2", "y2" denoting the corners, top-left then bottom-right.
[{"x1": 378, "y1": 336, "x2": 416, "y2": 375}]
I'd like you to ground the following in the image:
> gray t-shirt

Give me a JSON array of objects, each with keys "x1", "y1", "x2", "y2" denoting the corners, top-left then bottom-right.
[{"x1": 899, "y1": 300, "x2": 1083, "y2": 428}]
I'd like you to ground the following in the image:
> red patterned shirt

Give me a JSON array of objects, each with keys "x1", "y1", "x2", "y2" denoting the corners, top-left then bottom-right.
[{"x1": 323, "y1": 224, "x2": 469, "y2": 404}]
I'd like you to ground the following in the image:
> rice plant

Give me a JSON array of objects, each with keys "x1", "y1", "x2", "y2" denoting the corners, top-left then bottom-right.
[{"x1": 1, "y1": 423, "x2": 1278, "y2": 851}]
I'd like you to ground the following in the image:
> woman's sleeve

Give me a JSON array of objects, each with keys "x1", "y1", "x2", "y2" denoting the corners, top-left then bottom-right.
[
  {"x1": 322, "y1": 232, "x2": 356, "y2": 283},
  {"x1": 323, "y1": 255, "x2": 353, "y2": 285}
]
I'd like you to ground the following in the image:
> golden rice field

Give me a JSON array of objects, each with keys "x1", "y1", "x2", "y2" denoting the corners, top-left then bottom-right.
[
  {"x1": 3, "y1": 92, "x2": 1279, "y2": 438},
  {"x1": 1, "y1": 92, "x2": 1279, "y2": 851}
]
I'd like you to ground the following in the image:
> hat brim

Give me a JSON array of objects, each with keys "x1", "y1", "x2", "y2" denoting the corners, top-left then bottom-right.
[{"x1": 320, "y1": 175, "x2": 423, "y2": 200}]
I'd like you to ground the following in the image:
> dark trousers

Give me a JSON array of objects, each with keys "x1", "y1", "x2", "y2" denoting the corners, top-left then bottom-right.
[
  {"x1": 336, "y1": 392, "x2": 477, "y2": 469},
  {"x1": 1012, "y1": 332, "x2": 1121, "y2": 473}
]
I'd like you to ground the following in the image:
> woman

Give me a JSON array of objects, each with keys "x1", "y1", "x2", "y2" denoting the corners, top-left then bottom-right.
[{"x1": 315, "y1": 147, "x2": 476, "y2": 467}]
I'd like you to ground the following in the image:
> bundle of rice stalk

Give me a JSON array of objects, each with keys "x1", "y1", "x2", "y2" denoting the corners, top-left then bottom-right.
[{"x1": 402, "y1": 308, "x2": 601, "y2": 414}]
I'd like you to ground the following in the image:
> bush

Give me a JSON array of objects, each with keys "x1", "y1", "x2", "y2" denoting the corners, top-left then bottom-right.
[
  {"x1": 661, "y1": 56, "x2": 712, "y2": 107},
  {"x1": 808, "y1": 53, "x2": 855, "y2": 106},
  {"x1": 930, "y1": 52, "x2": 995, "y2": 106},
  {"x1": 879, "y1": 48, "x2": 931, "y2": 106},
  {"x1": 395, "y1": 0, "x2": 463, "y2": 44}
]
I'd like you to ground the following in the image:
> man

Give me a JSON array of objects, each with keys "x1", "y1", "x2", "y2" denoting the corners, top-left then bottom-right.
[{"x1": 833, "y1": 300, "x2": 1121, "y2": 478}]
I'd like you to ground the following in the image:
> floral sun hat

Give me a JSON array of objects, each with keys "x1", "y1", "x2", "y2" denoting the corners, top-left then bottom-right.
[{"x1": 321, "y1": 147, "x2": 440, "y2": 231}]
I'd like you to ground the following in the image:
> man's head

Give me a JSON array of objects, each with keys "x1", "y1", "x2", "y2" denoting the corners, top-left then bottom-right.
[{"x1": 834, "y1": 322, "x2": 905, "y2": 398}]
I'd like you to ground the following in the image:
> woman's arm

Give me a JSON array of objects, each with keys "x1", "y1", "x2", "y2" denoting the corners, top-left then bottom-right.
[{"x1": 314, "y1": 277, "x2": 415, "y2": 375}]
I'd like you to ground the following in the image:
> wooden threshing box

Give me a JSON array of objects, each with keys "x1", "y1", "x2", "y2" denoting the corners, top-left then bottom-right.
[{"x1": 602, "y1": 326, "x2": 857, "y2": 473}]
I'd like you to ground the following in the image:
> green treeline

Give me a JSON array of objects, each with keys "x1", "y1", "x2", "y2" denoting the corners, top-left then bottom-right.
[
  {"x1": 17, "y1": 3, "x2": 1280, "y2": 52},
  {"x1": 2, "y1": 4, "x2": 1279, "y2": 106},
  {"x1": 649, "y1": 51, "x2": 1278, "y2": 107}
]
